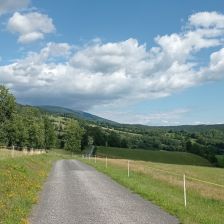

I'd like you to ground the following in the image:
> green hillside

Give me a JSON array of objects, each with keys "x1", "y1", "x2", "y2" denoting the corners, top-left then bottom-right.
[
  {"x1": 96, "y1": 146, "x2": 211, "y2": 166},
  {"x1": 37, "y1": 105, "x2": 116, "y2": 124}
]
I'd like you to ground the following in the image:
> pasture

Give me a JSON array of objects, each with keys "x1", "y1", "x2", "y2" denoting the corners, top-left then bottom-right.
[
  {"x1": 80, "y1": 147, "x2": 224, "y2": 224},
  {"x1": 96, "y1": 146, "x2": 211, "y2": 166}
]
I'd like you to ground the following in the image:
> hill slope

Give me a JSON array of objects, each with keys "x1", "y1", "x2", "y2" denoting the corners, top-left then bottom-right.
[
  {"x1": 37, "y1": 105, "x2": 116, "y2": 124},
  {"x1": 96, "y1": 146, "x2": 211, "y2": 166}
]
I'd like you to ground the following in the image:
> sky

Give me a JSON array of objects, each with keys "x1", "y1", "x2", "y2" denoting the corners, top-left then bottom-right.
[{"x1": 0, "y1": 0, "x2": 224, "y2": 125}]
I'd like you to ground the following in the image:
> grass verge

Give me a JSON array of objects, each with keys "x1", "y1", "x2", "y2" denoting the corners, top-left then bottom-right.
[
  {"x1": 79, "y1": 156, "x2": 224, "y2": 224},
  {"x1": 0, "y1": 150, "x2": 72, "y2": 224}
]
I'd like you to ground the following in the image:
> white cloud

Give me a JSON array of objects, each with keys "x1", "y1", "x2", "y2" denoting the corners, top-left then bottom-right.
[
  {"x1": 1, "y1": 11, "x2": 224, "y2": 118},
  {"x1": 24, "y1": 42, "x2": 72, "y2": 64},
  {"x1": 0, "y1": 0, "x2": 30, "y2": 15},
  {"x1": 7, "y1": 11, "x2": 55, "y2": 43},
  {"x1": 209, "y1": 48, "x2": 224, "y2": 74},
  {"x1": 197, "y1": 47, "x2": 224, "y2": 83},
  {"x1": 189, "y1": 11, "x2": 224, "y2": 28}
]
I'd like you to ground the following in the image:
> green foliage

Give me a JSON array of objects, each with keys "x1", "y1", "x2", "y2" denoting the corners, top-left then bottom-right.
[
  {"x1": 64, "y1": 120, "x2": 84, "y2": 152},
  {"x1": 14, "y1": 107, "x2": 45, "y2": 149},
  {"x1": 28, "y1": 121, "x2": 45, "y2": 149},
  {"x1": 107, "y1": 132, "x2": 121, "y2": 147},
  {"x1": 44, "y1": 117, "x2": 56, "y2": 149},
  {"x1": 0, "y1": 85, "x2": 16, "y2": 123},
  {"x1": 0, "y1": 85, "x2": 16, "y2": 145},
  {"x1": 0, "y1": 86, "x2": 84, "y2": 151},
  {"x1": 4, "y1": 114, "x2": 28, "y2": 148},
  {"x1": 186, "y1": 141, "x2": 218, "y2": 165},
  {"x1": 216, "y1": 155, "x2": 224, "y2": 167},
  {"x1": 81, "y1": 126, "x2": 106, "y2": 148}
]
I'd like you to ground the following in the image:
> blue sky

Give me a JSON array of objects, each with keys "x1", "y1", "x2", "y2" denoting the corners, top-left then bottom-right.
[{"x1": 0, "y1": 0, "x2": 224, "y2": 125}]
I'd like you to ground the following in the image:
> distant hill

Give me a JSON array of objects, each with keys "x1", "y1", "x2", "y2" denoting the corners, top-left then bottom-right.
[
  {"x1": 37, "y1": 105, "x2": 117, "y2": 124},
  {"x1": 108, "y1": 122, "x2": 224, "y2": 133},
  {"x1": 36, "y1": 105, "x2": 224, "y2": 133},
  {"x1": 161, "y1": 124, "x2": 224, "y2": 132}
]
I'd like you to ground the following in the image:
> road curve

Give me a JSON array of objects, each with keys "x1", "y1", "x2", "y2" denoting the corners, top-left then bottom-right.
[{"x1": 29, "y1": 160, "x2": 179, "y2": 224}]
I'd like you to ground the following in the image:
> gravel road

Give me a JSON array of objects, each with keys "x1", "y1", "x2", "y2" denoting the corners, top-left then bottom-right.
[{"x1": 29, "y1": 159, "x2": 179, "y2": 224}]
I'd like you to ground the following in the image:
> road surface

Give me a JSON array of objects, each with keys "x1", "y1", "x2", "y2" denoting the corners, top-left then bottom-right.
[{"x1": 29, "y1": 160, "x2": 179, "y2": 224}]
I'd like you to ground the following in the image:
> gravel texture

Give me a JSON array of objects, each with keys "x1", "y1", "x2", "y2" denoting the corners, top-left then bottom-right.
[{"x1": 29, "y1": 159, "x2": 179, "y2": 224}]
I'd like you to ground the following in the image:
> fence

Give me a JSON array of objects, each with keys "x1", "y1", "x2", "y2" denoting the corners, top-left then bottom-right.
[
  {"x1": 81, "y1": 155, "x2": 224, "y2": 207},
  {"x1": 0, "y1": 146, "x2": 46, "y2": 159}
]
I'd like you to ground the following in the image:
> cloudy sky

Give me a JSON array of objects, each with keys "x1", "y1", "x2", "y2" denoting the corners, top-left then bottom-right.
[{"x1": 0, "y1": 0, "x2": 224, "y2": 125}]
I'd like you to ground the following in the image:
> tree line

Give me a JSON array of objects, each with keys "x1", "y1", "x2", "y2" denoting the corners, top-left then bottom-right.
[
  {"x1": 83, "y1": 124, "x2": 223, "y2": 164},
  {"x1": 0, "y1": 85, "x2": 84, "y2": 152}
]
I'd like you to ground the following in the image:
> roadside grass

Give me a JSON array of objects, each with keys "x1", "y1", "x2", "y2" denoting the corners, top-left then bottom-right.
[
  {"x1": 78, "y1": 155, "x2": 224, "y2": 224},
  {"x1": 0, "y1": 149, "x2": 72, "y2": 224},
  {"x1": 97, "y1": 146, "x2": 211, "y2": 166}
]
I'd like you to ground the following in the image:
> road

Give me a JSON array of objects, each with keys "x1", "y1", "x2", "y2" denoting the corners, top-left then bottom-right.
[{"x1": 29, "y1": 160, "x2": 179, "y2": 224}]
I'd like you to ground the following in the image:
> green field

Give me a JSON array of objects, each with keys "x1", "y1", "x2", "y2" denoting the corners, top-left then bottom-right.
[
  {"x1": 96, "y1": 146, "x2": 211, "y2": 166},
  {"x1": 79, "y1": 146, "x2": 224, "y2": 224}
]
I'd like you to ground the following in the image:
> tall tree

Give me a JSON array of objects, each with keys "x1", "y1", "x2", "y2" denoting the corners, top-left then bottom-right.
[
  {"x1": 0, "y1": 85, "x2": 16, "y2": 145},
  {"x1": 0, "y1": 85, "x2": 16, "y2": 123},
  {"x1": 44, "y1": 117, "x2": 56, "y2": 149},
  {"x1": 28, "y1": 120, "x2": 45, "y2": 149},
  {"x1": 64, "y1": 120, "x2": 84, "y2": 152}
]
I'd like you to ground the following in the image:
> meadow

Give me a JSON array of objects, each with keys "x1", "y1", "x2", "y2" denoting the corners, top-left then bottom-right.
[
  {"x1": 96, "y1": 146, "x2": 211, "y2": 166},
  {"x1": 80, "y1": 146, "x2": 224, "y2": 224}
]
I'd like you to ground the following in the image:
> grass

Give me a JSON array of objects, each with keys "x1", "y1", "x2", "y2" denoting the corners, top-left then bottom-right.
[
  {"x1": 0, "y1": 146, "x2": 222, "y2": 224},
  {"x1": 0, "y1": 148, "x2": 72, "y2": 224},
  {"x1": 0, "y1": 148, "x2": 46, "y2": 160},
  {"x1": 0, "y1": 148, "x2": 26, "y2": 160},
  {"x1": 78, "y1": 147, "x2": 224, "y2": 224},
  {"x1": 97, "y1": 146, "x2": 211, "y2": 166}
]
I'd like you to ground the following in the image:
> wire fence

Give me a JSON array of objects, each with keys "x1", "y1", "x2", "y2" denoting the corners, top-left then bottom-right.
[{"x1": 82, "y1": 154, "x2": 224, "y2": 206}]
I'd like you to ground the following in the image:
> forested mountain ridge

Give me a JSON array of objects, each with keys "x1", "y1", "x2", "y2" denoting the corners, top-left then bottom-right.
[
  {"x1": 36, "y1": 105, "x2": 224, "y2": 132},
  {"x1": 36, "y1": 105, "x2": 117, "y2": 124}
]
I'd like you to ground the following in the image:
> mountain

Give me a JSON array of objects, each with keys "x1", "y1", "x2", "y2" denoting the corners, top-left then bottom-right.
[
  {"x1": 37, "y1": 105, "x2": 117, "y2": 124},
  {"x1": 36, "y1": 105, "x2": 224, "y2": 132}
]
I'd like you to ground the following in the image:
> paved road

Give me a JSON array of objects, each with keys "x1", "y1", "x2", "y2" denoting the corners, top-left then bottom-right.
[{"x1": 29, "y1": 160, "x2": 179, "y2": 224}]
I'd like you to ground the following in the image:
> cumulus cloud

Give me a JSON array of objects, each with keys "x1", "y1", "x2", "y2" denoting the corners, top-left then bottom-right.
[
  {"x1": 7, "y1": 11, "x2": 55, "y2": 43},
  {"x1": 0, "y1": 0, "x2": 30, "y2": 15},
  {"x1": 1, "y1": 11, "x2": 224, "y2": 116},
  {"x1": 189, "y1": 11, "x2": 224, "y2": 28}
]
